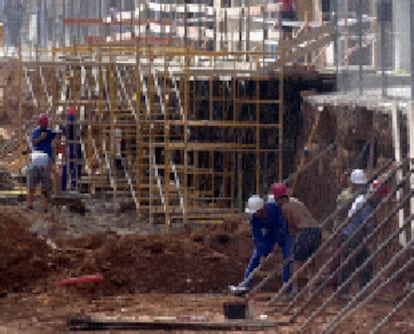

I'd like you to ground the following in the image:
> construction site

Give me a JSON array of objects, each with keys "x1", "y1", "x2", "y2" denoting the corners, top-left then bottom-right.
[{"x1": 0, "y1": 0, "x2": 413, "y2": 332}]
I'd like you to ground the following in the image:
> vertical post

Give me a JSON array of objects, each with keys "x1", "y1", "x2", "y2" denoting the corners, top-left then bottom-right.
[
  {"x1": 17, "y1": 40, "x2": 23, "y2": 171},
  {"x1": 239, "y1": 7, "x2": 243, "y2": 52},
  {"x1": 183, "y1": 46, "x2": 189, "y2": 226},
  {"x1": 410, "y1": 0, "x2": 414, "y2": 243},
  {"x1": 184, "y1": 2, "x2": 187, "y2": 48},
  {"x1": 304, "y1": 11, "x2": 310, "y2": 66},
  {"x1": 109, "y1": 48, "x2": 117, "y2": 209},
  {"x1": 262, "y1": 5, "x2": 265, "y2": 65},
  {"x1": 63, "y1": 0, "x2": 66, "y2": 47},
  {"x1": 344, "y1": 1, "x2": 348, "y2": 68},
  {"x1": 246, "y1": 0, "x2": 250, "y2": 56},
  {"x1": 135, "y1": 40, "x2": 141, "y2": 219},
  {"x1": 409, "y1": 102, "x2": 414, "y2": 244},
  {"x1": 357, "y1": 0, "x2": 363, "y2": 94},
  {"x1": 411, "y1": 0, "x2": 414, "y2": 99},
  {"x1": 70, "y1": 0, "x2": 74, "y2": 46},
  {"x1": 255, "y1": 79, "x2": 260, "y2": 193},
  {"x1": 213, "y1": 8, "x2": 217, "y2": 52},
  {"x1": 130, "y1": 0, "x2": 134, "y2": 39},
  {"x1": 278, "y1": 13, "x2": 284, "y2": 182},
  {"x1": 391, "y1": 103, "x2": 405, "y2": 246},
  {"x1": 333, "y1": 0, "x2": 338, "y2": 75},
  {"x1": 77, "y1": 0, "x2": 81, "y2": 44},
  {"x1": 224, "y1": 9, "x2": 227, "y2": 52},
  {"x1": 98, "y1": 0, "x2": 102, "y2": 40},
  {"x1": 37, "y1": 0, "x2": 41, "y2": 49},
  {"x1": 120, "y1": 0, "x2": 123, "y2": 42},
  {"x1": 379, "y1": 0, "x2": 387, "y2": 97},
  {"x1": 163, "y1": 50, "x2": 170, "y2": 226}
]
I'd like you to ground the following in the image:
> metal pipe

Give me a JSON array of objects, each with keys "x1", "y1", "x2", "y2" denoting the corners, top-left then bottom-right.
[
  {"x1": 380, "y1": 0, "x2": 387, "y2": 96},
  {"x1": 264, "y1": 161, "x2": 407, "y2": 307},
  {"x1": 321, "y1": 230, "x2": 414, "y2": 333},
  {"x1": 333, "y1": 258, "x2": 414, "y2": 334},
  {"x1": 287, "y1": 169, "x2": 410, "y2": 318},
  {"x1": 411, "y1": 0, "x2": 414, "y2": 99},
  {"x1": 370, "y1": 278, "x2": 414, "y2": 333},
  {"x1": 299, "y1": 188, "x2": 413, "y2": 330},
  {"x1": 357, "y1": 0, "x2": 363, "y2": 94}
]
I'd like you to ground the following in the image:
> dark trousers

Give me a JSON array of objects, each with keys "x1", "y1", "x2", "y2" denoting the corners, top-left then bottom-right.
[
  {"x1": 244, "y1": 237, "x2": 292, "y2": 288},
  {"x1": 340, "y1": 234, "x2": 372, "y2": 293}
]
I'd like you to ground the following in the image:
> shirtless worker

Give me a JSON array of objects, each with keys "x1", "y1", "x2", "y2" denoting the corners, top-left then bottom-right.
[{"x1": 271, "y1": 182, "x2": 322, "y2": 294}]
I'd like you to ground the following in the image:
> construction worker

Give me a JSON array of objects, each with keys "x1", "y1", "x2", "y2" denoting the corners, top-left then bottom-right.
[
  {"x1": 274, "y1": 0, "x2": 298, "y2": 40},
  {"x1": 340, "y1": 169, "x2": 378, "y2": 301},
  {"x1": 330, "y1": 170, "x2": 355, "y2": 291},
  {"x1": 61, "y1": 107, "x2": 82, "y2": 191},
  {"x1": 27, "y1": 113, "x2": 57, "y2": 212},
  {"x1": 234, "y1": 194, "x2": 293, "y2": 296},
  {"x1": 271, "y1": 182, "x2": 322, "y2": 294}
]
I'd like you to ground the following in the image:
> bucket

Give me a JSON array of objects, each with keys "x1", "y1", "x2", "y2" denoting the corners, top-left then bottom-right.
[{"x1": 223, "y1": 302, "x2": 246, "y2": 319}]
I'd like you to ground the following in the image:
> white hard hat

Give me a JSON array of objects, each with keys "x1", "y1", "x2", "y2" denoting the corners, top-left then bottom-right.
[
  {"x1": 350, "y1": 169, "x2": 367, "y2": 185},
  {"x1": 245, "y1": 195, "x2": 264, "y2": 214}
]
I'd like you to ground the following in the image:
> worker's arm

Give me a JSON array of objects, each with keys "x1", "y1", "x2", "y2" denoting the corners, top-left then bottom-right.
[
  {"x1": 32, "y1": 131, "x2": 48, "y2": 145},
  {"x1": 281, "y1": 206, "x2": 298, "y2": 235},
  {"x1": 250, "y1": 216, "x2": 265, "y2": 253}
]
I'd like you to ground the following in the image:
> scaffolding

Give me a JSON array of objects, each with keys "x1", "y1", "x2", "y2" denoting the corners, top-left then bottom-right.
[{"x1": 12, "y1": 17, "x2": 333, "y2": 225}]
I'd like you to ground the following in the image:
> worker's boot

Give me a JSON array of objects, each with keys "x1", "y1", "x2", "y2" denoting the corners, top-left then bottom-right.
[
  {"x1": 283, "y1": 285, "x2": 298, "y2": 302},
  {"x1": 228, "y1": 284, "x2": 249, "y2": 297}
]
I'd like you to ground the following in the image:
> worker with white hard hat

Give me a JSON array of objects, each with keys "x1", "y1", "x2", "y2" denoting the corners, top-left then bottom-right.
[
  {"x1": 346, "y1": 168, "x2": 368, "y2": 219},
  {"x1": 234, "y1": 194, "x2": 292, "y2": 295},
  {"x1": 338, "y1": 169, "x2": 388, "y2": 301}
]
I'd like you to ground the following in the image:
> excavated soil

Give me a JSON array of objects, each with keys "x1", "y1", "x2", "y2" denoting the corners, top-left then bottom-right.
[
  {"x1": 0, "y1": 207, "x2": 256, "y2": 296},
  {"x1": 0, "y1": 101, "x2": 413, "y2": 333},
  {"x1": 0, "y1": 205, "x2": 413, "y2": 334},
  {"x1": 0, "y1": 206, "x2": 282, "y2": 333}
]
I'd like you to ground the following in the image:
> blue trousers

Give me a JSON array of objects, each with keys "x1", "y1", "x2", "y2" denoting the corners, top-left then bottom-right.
[{"x1": 244, "y1": 237, "x2": 293, "y2": 288}]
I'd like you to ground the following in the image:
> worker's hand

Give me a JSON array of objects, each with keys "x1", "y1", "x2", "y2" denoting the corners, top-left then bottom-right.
[{"x1": 39, "y1": 131, "x2": 48, "y2": 141}]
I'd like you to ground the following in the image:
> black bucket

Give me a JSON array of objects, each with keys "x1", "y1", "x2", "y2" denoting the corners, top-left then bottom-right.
[{"x1": 223, "y1": 302, "x2": 246, "y2": 319}]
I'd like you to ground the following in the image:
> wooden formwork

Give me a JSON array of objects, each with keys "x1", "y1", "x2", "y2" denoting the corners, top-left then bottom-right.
[{"x1": 11, "y1": 20, "x2": 334, "y2": 225}]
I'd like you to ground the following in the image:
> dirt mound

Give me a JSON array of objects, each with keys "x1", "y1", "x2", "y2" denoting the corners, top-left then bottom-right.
[
  {"x1": 53, "y1": 220, "x2": 259, "y2": 295},
  {"x1": 0, "y1": 207, "x2": 286, "y2": 297},
  {"x1": 0, "y1": 209, "x2": 51, "y2": 296}
]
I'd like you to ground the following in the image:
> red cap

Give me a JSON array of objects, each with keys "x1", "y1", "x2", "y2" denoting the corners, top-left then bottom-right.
[
  {"x1": 38, "y1": 113, "x2": 48, "y2": 127},
  {"x1": 370, "y1": 179, "x2": 388, "y2": 196},
  {"x1": 67, "y1": 107, "x2": 76, "y2": 116},
  {"x1": 271, "y1": 182, "x2": 289, "y2": 198}
]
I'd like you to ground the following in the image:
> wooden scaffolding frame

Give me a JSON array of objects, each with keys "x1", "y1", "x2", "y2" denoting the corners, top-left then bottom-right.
[{"x1": 13, "y1": 17, "x2": 334, "y2": 225}]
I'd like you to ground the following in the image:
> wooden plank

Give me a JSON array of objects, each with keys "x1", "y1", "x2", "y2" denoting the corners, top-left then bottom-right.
[
  {"x1": 63, "y1": 18, "x2": 104, "y2": 25},
  {"x1": 67, "y1": 317, "x2": 283, "y2": 331},
  {"x1": 84, "y1": 36, "x2": 106, "y2": 43},
  {"x1": 168, "y1": 120, "x2": 280, "y2": 128}
]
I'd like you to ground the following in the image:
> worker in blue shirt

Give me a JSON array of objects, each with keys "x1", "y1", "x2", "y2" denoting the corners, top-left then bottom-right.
[
  {"x1": 31, "y1": 113, "x2": 57, "y2": 161},
  {"x1": 27, "y1": 113, "x2": 57, "y2": 212},
  {"x1": 239, "y1": 195, "x2": 293, "y2": 295}
]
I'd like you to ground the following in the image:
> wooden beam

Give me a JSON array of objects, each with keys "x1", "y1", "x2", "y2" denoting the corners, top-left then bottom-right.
[{"x1": 63, "y1": 18, "x2": 104, "y2": 25}]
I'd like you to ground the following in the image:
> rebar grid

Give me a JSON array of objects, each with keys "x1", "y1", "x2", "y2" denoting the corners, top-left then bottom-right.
[
  {"x1": 298, "y1": 181, "x2": 412, "y2": 330},
  {"x1": 320, "y1": 218, "x2": 413, "y2": 333},
  {"x1": 255, "y1": 160, "x2": 406, "y2": 305},
  {"x1": 369, "y1": 283, "x2": 414, "y2": 334},
  {"x1": 288, "y1": 181, "x2": 412, "y2": 322},
  {"x1": 324, "y1": 254, "x2": 414, "y2": 334}
]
